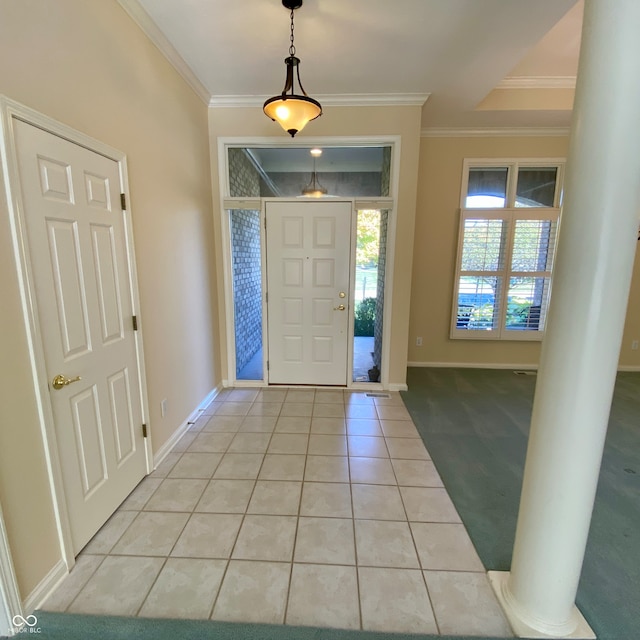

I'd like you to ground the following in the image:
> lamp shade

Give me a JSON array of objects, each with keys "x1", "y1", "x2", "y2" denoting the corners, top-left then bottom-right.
[{"x1": 263, "y1": 96, "x2": 322, "y2": 137}]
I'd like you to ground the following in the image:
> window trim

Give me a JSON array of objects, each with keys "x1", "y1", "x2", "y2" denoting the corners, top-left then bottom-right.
[{"x1": 451, "y1": 158, "x2": 565, "y2": 341}]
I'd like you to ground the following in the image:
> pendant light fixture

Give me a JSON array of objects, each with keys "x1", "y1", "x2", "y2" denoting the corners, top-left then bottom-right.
[
  {"x1": 302, "y1": 147, "x2": 327, "y2": 197},
  {"x1": 263, "y1": 0, "x2": 322, "y2": 137}
]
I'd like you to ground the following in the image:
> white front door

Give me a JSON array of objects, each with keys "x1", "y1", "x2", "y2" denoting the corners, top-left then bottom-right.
[
  {"x1": 14, "y1": 120, "x2": 147, "y2": 554},
  {"x1": 266, "y1": 200, "x2": 352, "y2": 385}
]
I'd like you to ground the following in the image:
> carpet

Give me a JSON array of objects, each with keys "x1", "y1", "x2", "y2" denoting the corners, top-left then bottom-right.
[{"x1": 400, "y1": 367, "x2": 640, "y2": 640}]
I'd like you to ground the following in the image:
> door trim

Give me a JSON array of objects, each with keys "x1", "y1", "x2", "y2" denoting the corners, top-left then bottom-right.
[
  {"x1": 0, "y1": 97, "x2": 152, "y2": 592},
  {"x1": 217, "y1": 136, "x2": 401, "y2": 389}
]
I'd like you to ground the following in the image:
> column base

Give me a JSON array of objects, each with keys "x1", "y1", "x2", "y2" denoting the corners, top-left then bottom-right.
[{"x1": 488, "y1": 571, "x2": 596, "y2": 639}]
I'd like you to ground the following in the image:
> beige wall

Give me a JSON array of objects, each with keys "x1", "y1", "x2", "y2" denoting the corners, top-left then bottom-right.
[
  {"x1": 208, "y1": 105, "x2": 422, "y2": 387},
  {"x1": 0, "y1": 1, "x2": 219, "y2": 599},
  {"x1": 409, "y1": 135, "x2": 640, "y2": 368}
]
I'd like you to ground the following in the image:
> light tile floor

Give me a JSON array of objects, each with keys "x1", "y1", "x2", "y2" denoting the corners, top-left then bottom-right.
[{"x1": 42, "y1": 388, "x2": 513, "y2": 636}]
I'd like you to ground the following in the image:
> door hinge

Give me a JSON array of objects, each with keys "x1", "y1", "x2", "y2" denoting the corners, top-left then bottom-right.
[
  {"x1": 267, "y1": 360, "x2": 269, "y2": 371},
  {"x1": 264, "y1": 216, "x2": 267, "y2": 229},
  {"x1": 120, "y1": 193, "x2": 127, "y2": 210},
  {"x1": 265, "y1": 291, "x2": 268, "y2": 303},
  {"x1": 142, "y1": 424, "x2": 148, "y2": 438},
  {"x1": 132, "y1": 315, "x2": 138, "y2": 331}
]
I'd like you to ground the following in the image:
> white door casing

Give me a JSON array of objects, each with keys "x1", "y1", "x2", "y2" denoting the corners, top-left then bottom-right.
[
  {"x1": 266, "y1": 200, "x2": 352, "y2": 385},
  {"x1": 13, "y1": 120, "x2": 147, "y2": 554}
]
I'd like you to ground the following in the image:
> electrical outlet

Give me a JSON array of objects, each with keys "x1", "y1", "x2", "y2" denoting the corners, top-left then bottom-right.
[
  {"x1": 416, "y1": 336, "x2": 423, "y2": 346},
  {"x1": 632, "y1": 340, "x2": 639, "y2": 351},
  {"x1": 161, "y1": 398, "x2": 168, "y2": 417}
]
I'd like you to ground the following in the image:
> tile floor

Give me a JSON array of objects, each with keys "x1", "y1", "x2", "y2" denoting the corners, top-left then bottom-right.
[{"x1": 42, "y1": 388, "x2": 513, "y2": 636}]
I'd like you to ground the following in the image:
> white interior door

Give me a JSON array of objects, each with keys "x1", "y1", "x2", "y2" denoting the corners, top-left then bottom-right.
[
  {"x1": 14, "y1": 120, "x2": 147, "y2": 554},
  {"x1": 266, "y1": 200, "x2": 352, "y2": 385}
]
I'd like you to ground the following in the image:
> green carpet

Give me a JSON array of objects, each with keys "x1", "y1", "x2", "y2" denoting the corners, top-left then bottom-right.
[
  {"x1": 400, "y1": 367, "x2": 640, "y2": 640},
  {"x1": 21, "y1": 612, "x2": 512, "y2": 640}
]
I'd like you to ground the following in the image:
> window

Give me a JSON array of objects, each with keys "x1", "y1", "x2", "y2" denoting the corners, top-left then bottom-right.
[{"x1": 452, "y1": 160, "x2": 564, "y2": 340}]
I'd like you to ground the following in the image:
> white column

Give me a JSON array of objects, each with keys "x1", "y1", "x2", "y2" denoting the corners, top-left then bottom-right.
[{"x1": 490, "y1": 0, "x2": 640, "y2": 637}]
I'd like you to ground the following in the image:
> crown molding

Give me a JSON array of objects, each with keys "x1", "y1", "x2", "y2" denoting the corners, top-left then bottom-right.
[
  {"x1": 421, "y1": 127, "x2": 571, "y2": 138},
  {"x1": 497, "y1": 76, "x2": 577, "y2": 90},
  {"x1": 118, "y1": 0, "x2": 211, "y2": 105},
  {"x1": 209, "y1": 93, "x2": 430, "y2": 108}
]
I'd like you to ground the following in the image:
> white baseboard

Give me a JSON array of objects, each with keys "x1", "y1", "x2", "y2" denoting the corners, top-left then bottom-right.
[
  {"x1": 24, "y1": 559, "x2": 66, "y2": 614},
  {"x1": 152, "y1": 385, "x2": 222, "y2": 470},
  {"x1": 407, "y1": 361, "x2": 640, "y2": 372},
  {"x1": 388, "y1": 383, "x2": 409, "y2": 391},
  {"x1": 407, "y1": 361, "x2": 538, "y2": 370}
]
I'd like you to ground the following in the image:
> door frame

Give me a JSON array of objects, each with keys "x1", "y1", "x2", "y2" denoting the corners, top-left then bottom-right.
[
  {"x1": 217, "y1": 136, "x2": 400, "y2": 389},
  {"x1": 0, "y1": 96, "x2": 152, "y2": 610}
]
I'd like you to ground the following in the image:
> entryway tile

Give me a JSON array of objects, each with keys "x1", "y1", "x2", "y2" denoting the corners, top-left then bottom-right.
[
  {"x1": 285, "y1": 389, "x2": 315, "y2": 403},
  {"x1": 312, "y1": 403, "x2": 345, "y2": 418},
  {"x1": 359, "y1": 567, "x2": 438, "y2": 634},
  {"x1": 354, "y1": 520, "x2": 419, "y2": 568},
  {"x1": 201, "y1": 415, "x2": 244, "y2": 432},
  {"x1": 168, "y1": 453, "x2": 223, "y2": 479},
  {"x1": 214, "y1": 401, "x2": 252, "y2": 416},
  {"x1": 238, "y1": 415, "x2": 278, "y2": 431},
  {"x1": 247, "y1": 480, "x2": 302, "y2": 515},
  {"x1": 351, "y1": 484, "x2": 406, "y2": 520},
  {"x1": 259, "y1": 454, "x2": 306, "y2": 481},
  {"x1": 376, "y1": 405, "x2": 412, "y2": 421},
  {"x1": 227, "y1": 432, "x2": 271, "y2": 454},
  {"x1": 380, "y1": 419, "x2": 420, "y2": 438},
  {"x1": 286, "y1": 564, "x2": 360, "y2": 629},
  {"x1": 111, "y1": 512, "x2": 189, "y2": 556},
  {"x1": 345, "y1": 404, "x2": 378, "y2": 419},
  {"x1": 392, "y1": 460, "x2": 444, "y2": 487},
  {"x1": 411, "y1": 522, "x2": 484, "y2": 571},
  {"x1": 294, "y1": 517, "x2": 355, "y2": 565},
  {"x1": 347, "y1": 435, "x2": 389, "y2": 458},
  {"x1": 82, "y1": 510, "x2": 137, "y2": 554},
  {"x1": 119, "y1": 477, "x2": 162, "y2": 511},
  {"x1": 172, "y1": 432, "x2": 198, "y2": 452},
  {"x1": 150, "y1": 452, "x2": 181, "y2": 478},
  {"x1": 299, "y1": 482, "x2": 352, "y2": 518},
  {"x1": 226, "y1": 389, "x2": 259, "y2": 402},
  {"x1": 314, "y1": 389, "x2": 344, "y2": 404},
  {"x1": 400, "y1": 487, "x2": 462, "y2": 523},
  {"x1": 143, "y1": 478, "x2": 208, "y2": 512},
  {"x1": 68, "y1": 556, "x2": 163, "y2": 616},
  {"x1": 41, "y1": 554, "x2": 104, "y2": 612},
  {"x1": 195, "y1": 479, "x2": 255, "y2": 514},
  {"x1": 247, "y1": 403, "x2": 282, "y2": 418},
  {"x1": 424, "y1": 570, "x2": 513, "y2": 637},
  {"x1": 274, "y1": 416, "x2": 311, "y2": 433},
  {"x1": 304, "y1": 456, "x2": 349, "y2": 483},
  {"x1": 280, "y1": 402, "x2": 314, "y2": 417},
  {"x1": 212, "y1": 560, "x2": 291, "y2": 624},
  {"x1": 349, "y1": 457, "x2": 396, "y2": 485},
  {"x1": 310, "y1": 417, "x2": 346, "y2": 434},
  {"x1": 232, "y1": 515, "x2": 297, "y2": 561},
  {"x1": 308, "y1": 434, "x2": 348, "y2": 456},
  {"x1": 255, "y1": 389, "x2": 287, "y2": 403},
  {"x1": 187, "y1": 432, "x2": 235, "y2": 453},
  {"x1": 138, "y1": 558, "x2": 226, "y2": 619},
  {"x1": 268, "y1": 433, "x2": 309, "y2": 454},
  {"x1": 171, "y1": 513, "x2": 242, "y2": 558},
  {"x1": 213, "y1": 453, "x2": 264, "y2": 479},
  {"x1": 385, "y1": 437, "x2": 430, "y2": 460},
  {"x1": 346, "y1": 419, "x2": 383, "y2": 436}
]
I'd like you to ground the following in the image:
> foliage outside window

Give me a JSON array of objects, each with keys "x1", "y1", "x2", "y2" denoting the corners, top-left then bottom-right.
[{"x1": 452, "y1": 160, "x2": 564, "y2": 340}]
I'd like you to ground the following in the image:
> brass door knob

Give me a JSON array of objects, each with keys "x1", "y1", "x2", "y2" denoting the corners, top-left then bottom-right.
[
  {"x1": 333, "y1": 304, "x2": 346, "y2": 311},
  {"x1": 52, "y1": 374, "x2": 82, "y2": 390}
]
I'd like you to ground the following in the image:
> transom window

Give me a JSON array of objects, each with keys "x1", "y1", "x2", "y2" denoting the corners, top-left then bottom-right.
[{"x1": 452, "y1": 160, "x2": 564, "y2": 340}]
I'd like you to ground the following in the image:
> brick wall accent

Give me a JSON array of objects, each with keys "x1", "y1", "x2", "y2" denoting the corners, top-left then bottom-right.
[
  {"x1": 231, "y1": 209, "x2": 262, "y2": 374},
  {"x1": 373, "y1": 209, "x2": 389, "y2": 371}
]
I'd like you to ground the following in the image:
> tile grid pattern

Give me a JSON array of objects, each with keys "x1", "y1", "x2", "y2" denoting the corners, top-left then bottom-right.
[{"x1": 43, "y1": 388, "x2": 512, "y2": 637}]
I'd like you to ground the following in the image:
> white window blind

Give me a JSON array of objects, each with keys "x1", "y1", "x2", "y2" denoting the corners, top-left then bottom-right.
[{"x1": 452, "y1": 160, "x2": 563, "y2": 340}]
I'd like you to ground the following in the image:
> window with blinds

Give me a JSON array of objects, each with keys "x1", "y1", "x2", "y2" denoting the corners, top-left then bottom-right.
[{"x1": 452, "y1": 160, "x2": 564, "y2": 340}]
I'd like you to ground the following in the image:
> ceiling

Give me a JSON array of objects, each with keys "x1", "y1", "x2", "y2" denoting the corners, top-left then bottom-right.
[{"x1": 119, "y1": 0, "x2": 583, "y2": 131}]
